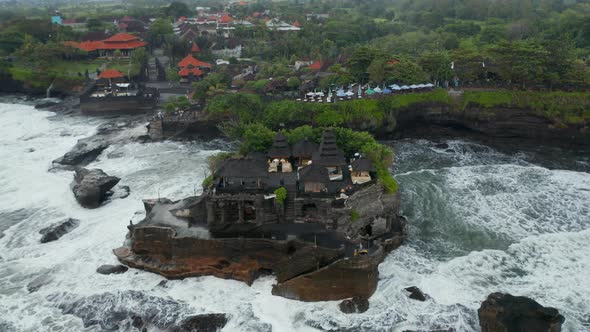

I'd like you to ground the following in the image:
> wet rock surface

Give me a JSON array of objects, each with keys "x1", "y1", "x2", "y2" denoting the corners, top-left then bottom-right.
[
  {"x1": 405, "y1": 286, "x2": 428, "y2": 301},
  {"x1": 71, "y1": 168, "x2": 120, "y2": 209},
  {"x1": 96, "y1": 264, "x2": 128, "y2": 275},
  {"x1": 53, "y1": 118, "x2": 151, "y2": 168},
  {"x1": 49, "y1": 290, "x2": 227, "y2": 332},
  {"x1": 167, "y1": 314, "x2": 228, "y2": 332},
  {"x1": 478, "y1": 292, "x2": 565, "y2": 332},
  {"x1": 339, "y1": 297, "x2": 370, "y2": 314},
  {"x1": 39, "y1": 218, "x2": 80, "y2": 243}
]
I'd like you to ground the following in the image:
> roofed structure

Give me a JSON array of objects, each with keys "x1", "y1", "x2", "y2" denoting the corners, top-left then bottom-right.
[
  {"x1": 351, "y1": 158, "x2": 375, "y2": 172},
  {"x1": 217, "y1": 158, "x2": 268, "y2": 179},
  {"x1": 314, "y1": 131, "x2": 346, "y2": 166},
  {"x1": 178, "y1": 54, "x2": 212, "y2": 68},
  {"x1": 98, "y1": 69, "x2": 125, "y2": 79},
  {"x1": 292, "y1": 138, "x2": 318, "y2": 165},
  {"x1": 267, "y1": 132, "x2": 291, "y2": 159},
  {"x1": 65, "y1": 33, "x2": 146, "y2": 57}
]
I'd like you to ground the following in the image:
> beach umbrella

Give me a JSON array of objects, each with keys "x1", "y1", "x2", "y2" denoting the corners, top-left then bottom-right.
[
  {"x1": 417, "y1": 84, "x2": 426, "y2": 88},
  {"x1": 374, "y1": 87, "x2": 382, "y2": 93},
  {"x1": 306, "y1": 92, "x2": 315, "y2": 96},
  {"x1": 336, "y1": 89, "x2": 346, "y2": 97},
  {"x1": 400, "y1": 85, "x2": 410, "y2": 90},
  {"x1": 425, "y1": 83, "x2": 434, "y2": 87},
  {"x1": 366, "y1": 88, "x2": 375, "y2": 95},
  {"x1": 409, "y1": 84, "x2": 418, "y2": 89},
  {"x1": 382, "y1": 88, "x2": 392, "y2": 94},
  {"x1": 391, "y1": 84, "x2": 401, "y2": 90},
  {"x1": 316, "y1": 91, "x2": 325, "y2": 97},
  {"x1": 345, "y1": 90, "x2": 354, "y2": 97}
]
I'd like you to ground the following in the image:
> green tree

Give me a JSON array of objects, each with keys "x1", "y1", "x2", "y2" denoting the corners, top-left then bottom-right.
[
  {"x1": 368, "y1": 58, "x2": 387, "y2": 83},
  {"x1": 418, "y1": 51, "x2": 453, "y2": 83}
]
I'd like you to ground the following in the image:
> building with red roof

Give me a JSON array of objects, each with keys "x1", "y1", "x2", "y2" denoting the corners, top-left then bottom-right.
[
  {"x1": 178, "y1": 54, "x2": 211, "y2": 82},
  {"x1": 98, "y1": 69, "x2": 125, "y2": 79},
  {"x1": 191, "y1": 42, "x2": 201, "y2": 53},
  {"x1": 308, "y1": 60, "x2": 322, "y2": 71},
  {"x1": 293, "y1": 20, "x2": 301, "y2": 28},
  {"x1": 65, "y1": 33, "x2": 147, "y2": 58}
]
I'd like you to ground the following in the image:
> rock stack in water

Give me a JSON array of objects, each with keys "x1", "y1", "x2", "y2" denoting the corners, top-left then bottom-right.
[
  {"x1": 478, "y1": 292, "x2": 565, "y2": 332},
  {"x1": 71, "y1": 168, "x2": 120, "y2": 208},
  {"x1": 39, "y1": 218, "x2": 80, "y2": 243}
]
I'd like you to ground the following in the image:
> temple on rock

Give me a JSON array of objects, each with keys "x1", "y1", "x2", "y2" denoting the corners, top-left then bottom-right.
[
  {"x1": 208, "y1": 130, "x2": 378, "y2": 226},
  {"x1": 114, "y1": 129, "x2": 408, "y2": 302}
]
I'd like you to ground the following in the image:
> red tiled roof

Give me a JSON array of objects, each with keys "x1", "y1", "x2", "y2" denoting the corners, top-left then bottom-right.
[
  {"x1": 119, "y1": 22, "x2": 128, "y2": 29},
  {"x1": 77, "y1": 41, "x2": 105, "y2": 52},
  {"x1": 179, "y1": 67, "x2": 203, "y2": 77},
  {"x1": 308, "y1": 60, "x2": 322, "y2": 71},
  {"x1": 219, "y1": 14, "x2": 233, "y2": 23},
  {"x1": 103, "y1": 33, "x2": 139, "y2": 43},
  {"x1": 120, "y1": 16, "x2": 134, "y2": 22},
  {"x1": 98, "y1": 69, "x2": 125, "y2": 79},
  {"x1": 293, "y1": 20, "x2": 301, "y2": 27},
  {"x1": 178, "y1": 54, "x2": 211, "y2": 68},
  {"x1": 191, "y1": 43, "x2": 200, "y2": 53},
  {"x1": 179, "y1": 16, "x2": 187, "y2": 21},
  {"x1": 208, "y1": 15, "x2": 217, "y2": 21}
]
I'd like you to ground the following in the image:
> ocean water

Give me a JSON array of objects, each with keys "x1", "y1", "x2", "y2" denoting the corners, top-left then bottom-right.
[{"x1": 0, "y1": 102, "x2": 588, "y2": 331}]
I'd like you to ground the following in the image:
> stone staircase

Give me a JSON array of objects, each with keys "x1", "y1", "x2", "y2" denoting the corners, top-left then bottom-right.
[{"x1": 284, "y1": 185, "x2": 297, "y2": 222}]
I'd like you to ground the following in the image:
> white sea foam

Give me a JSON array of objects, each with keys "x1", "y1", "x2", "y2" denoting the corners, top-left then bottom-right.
[{"x1": 0, "y1": 103, "x2": 589, "y2": 331}]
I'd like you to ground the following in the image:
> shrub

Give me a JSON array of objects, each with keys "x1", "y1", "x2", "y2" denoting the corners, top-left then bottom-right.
[
  {"x1": 202, "y1": 175, "x2": 213, "y2": 189},
  {"x1": 350, "y1": 209, "x2": 360, "y2": 221},
  {"x1": 274, "y1": 187, "x2": 288, "y2": 205}
]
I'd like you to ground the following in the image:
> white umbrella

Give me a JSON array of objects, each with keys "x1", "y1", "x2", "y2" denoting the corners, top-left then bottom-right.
[
  {"x1": 401, "y1": 85, "x2": 410, "y2": 90},
  {"x1": 316, "y1": 91, "x2": 325, "y2": 97},
  {"x1": 345, "y1": 91, "x2": 354, "y2": 96},
  {"x1": 306, "y1": 92, "x2": 315, "y2": 96},
  {"x1": 425, "y1": 83, "x2": 435, "y2": 87},
  {"x1": 374, "y1": 87, "x2": 382, "y2": 93},
  {"x1": 417, "y1": 84, "x2": 426, "y2": 88},
  {"x1": 409, "y1": 84, "x2": 418, "y2": 89}
]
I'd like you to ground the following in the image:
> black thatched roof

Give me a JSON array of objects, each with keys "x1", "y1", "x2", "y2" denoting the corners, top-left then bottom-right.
[
  {"x1": 351, "y1": 158, "x2": 375, "y2": 172},
  {"x1": 299, "y1": 163, "x2": 330, "y2": 183},
  {"x1": 267, "y1": 132, "x2": 291, "y2": 159},
  {"x1": 292, "y1": 138, "x2": 318, "y2": 158},
  {"x1": 314, "y1": 130, "x2": 346, "y2": 166},
  {"x1": 217, "y1": 158, "x2": 268, "y2": 178}
]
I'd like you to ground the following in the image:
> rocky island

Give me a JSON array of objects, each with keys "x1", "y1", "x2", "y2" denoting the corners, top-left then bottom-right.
[{"x1": 114, "y1": 129, "x2": 407, "y2": 301}]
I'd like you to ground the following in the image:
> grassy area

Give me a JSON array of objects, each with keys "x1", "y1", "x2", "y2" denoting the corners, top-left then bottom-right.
[{"x1": 463, "y1": 90, "x2": 590, "y2": 124}]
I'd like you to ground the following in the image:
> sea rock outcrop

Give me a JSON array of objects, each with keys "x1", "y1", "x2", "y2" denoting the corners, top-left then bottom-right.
[
  {"x1": 115, "y1": 183, "x2": 408, "y2": 302},
  {"x1": 96, "y1": 264, "x2": 129, "y2": 275},
  {"x1": 478, "y1": 292, "x2": 565, "y2": 332},
  {"x1": 339, "y1": 297, "x2": 370, "y2": 314},
  {"x1": 71, "y1": 168, "x2": 120, "y2": 208},
  {"x1": 167, "y1": 314, "x2": 228, "y2": 332},
  {"x1": 39, "y1": 218, "x2": 80, "y2": 243},
  {"x1": 53, "y1": 138, "x2": 110, "y2": 167},
  {"x1": 405, "y1": 286, "x2": 428, "y2": 301}
]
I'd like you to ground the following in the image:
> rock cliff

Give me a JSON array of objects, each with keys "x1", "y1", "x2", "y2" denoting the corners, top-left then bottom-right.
[
  {"x1": 478, "y1": 292, "x2": 565, "y2": 332},
  {"x1": 115, "y1": 184, "x2": 407, "y2": 301}
]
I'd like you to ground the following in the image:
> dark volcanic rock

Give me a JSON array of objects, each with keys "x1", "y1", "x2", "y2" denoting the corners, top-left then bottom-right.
[
  {"x1": 478, "y1": 292, "x2": 565, "y2": 332},
  {"x1": 71, "y1": 168, "x2": 120, "y2": 208},
  {"x1": 97, "y1": 264, "x2": 128, "y2": 275},
  {"x1": 35, "y1": 100, "x2": 61, "y2": 109},
  {"x1": 53, "y1": 138, "x2": 110, "y2": 167},
  {"x1": 49, "y1": 290, "x2": 227, "y2": 332},
  {"x1": 339, "y1": 297, "x2": 369, "y2": 314},
  {"x1": 39, "y1": 218, "x2": 80, "y2": 243},
  {"x1": 405, "y1": 286, "x2": 428, "y2": 301},
  {"x1": 167, "y1": 314, "x2": 228, "y2": 332}
]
